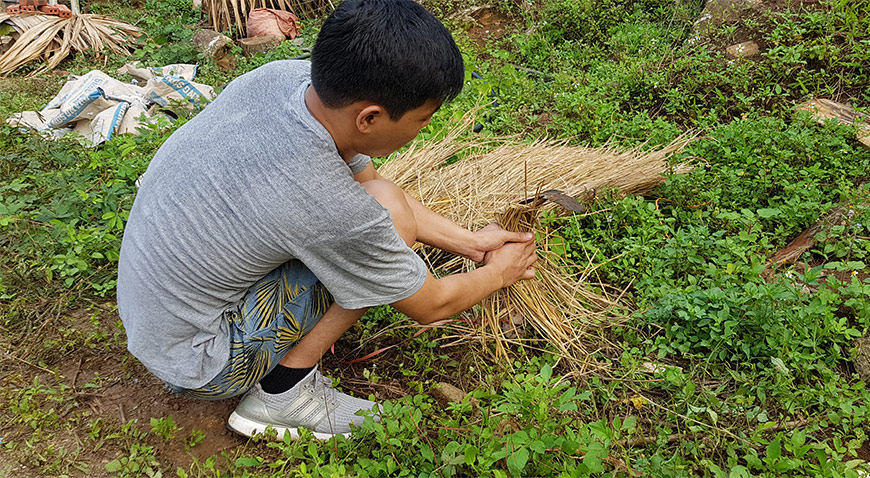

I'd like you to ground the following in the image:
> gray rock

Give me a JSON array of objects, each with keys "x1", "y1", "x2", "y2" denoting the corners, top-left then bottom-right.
[
  {"x1": 726, "y1": 40, "x2": 759, "y2": 59},
  {"x1": 192, "y1": 29, "x2": 233, "y2": 60},
  {"x1": 853, "y1": 337, "x2": 870, "y2": 384},
  {"x1": 431, "y1": 382, "x2": 468, "y2": 406}
]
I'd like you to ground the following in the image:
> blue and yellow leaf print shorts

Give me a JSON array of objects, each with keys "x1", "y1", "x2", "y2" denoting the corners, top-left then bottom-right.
[{"x1": 167, "y1": 259, "x2": 332, "y2": 400}]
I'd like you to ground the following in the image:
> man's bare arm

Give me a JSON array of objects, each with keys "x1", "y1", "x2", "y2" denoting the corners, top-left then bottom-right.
[
  {"x1": 354, "y1": 163, "x2": 531, "y2": 260},
  {"x1": 392, "y1": 237, "x2": 537, "y2": 324}
]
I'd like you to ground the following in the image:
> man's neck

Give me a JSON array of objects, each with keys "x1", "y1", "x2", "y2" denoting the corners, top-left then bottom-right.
[{"x1": 304, "y1": 86, "x2": 359, "y2": 162}]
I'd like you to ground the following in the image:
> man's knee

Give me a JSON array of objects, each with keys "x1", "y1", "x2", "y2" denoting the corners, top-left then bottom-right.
[{"x1": 360, "y1": 179, "x2": 417, "y2": 246}]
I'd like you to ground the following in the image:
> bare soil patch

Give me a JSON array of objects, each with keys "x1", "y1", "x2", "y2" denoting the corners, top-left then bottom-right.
[
  {"x1": 0, "y1": 300, "x2": 448, "y2": 476},
  {"x1": 465, "y1": 7, "x2": 511, "y2": 49},
  {"x1": 0, "y1": 303, "x2": 248, "y2": 475}
]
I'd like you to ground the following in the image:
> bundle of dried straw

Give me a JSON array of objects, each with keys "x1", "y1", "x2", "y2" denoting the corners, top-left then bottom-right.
[
  {"x1": 379, "y1": 121, "x2": 692, "y2": 371},
  {"x1": 381, "y1": 125, "x2": 692, "y2": 228},
  {"x1": 0, "y1": 14, "x2": 141, "y2": 75}
]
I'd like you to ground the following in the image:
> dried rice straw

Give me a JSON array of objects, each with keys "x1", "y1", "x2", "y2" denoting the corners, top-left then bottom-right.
[
  {"x1": 380, "y1": 126, "x2": 693, "y2": 229},
  {"x1": 379, "y1": 117, "x2": 693, "y2": 370}
]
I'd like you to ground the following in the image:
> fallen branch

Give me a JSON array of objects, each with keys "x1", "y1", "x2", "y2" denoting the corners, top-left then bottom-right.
[
  {"x1": 796, "y1": 98, "x2": 870, "y2": 149},
  {"x1": 0, "y1": 349, "x2": 61, "y2": 377}
]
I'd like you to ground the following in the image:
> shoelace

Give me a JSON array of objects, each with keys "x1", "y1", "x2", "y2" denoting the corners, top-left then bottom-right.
[{"x1": 308, "y1": 369, "x2": 338, "y2": 401}]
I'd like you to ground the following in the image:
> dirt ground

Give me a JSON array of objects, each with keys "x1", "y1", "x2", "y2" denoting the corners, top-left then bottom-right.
[
  {"x1": 0, "y1": 300, "x2": 423, "y2": 476},
  {"x1": 463, "y1": 6, "x2": 511, "y2": 49}
]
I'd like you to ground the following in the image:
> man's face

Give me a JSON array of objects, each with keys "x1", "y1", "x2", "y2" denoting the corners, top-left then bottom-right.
[{"x1": 362, "y1": 100, "x2": 441, "y2": 157}]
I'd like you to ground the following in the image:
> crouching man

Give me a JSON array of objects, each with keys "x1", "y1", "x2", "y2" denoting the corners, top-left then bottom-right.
[{"x1": 117, "y1": 0, "x2": 537, "y2": 440}]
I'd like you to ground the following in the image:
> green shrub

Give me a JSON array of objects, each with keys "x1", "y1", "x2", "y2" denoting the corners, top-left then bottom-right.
[{"x1": 0, "y1": 121, "x2": 175, "y2": 294}]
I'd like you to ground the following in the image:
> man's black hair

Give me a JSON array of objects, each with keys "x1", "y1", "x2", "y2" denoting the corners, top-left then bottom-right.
[{"x1": 311, "y1": 0, "x2": 464, "y2": 119}]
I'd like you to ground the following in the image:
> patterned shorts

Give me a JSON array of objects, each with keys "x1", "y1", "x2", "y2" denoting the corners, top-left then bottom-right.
[{"x1": 167, "y1": 260, "x2": 333, "y2": 400}]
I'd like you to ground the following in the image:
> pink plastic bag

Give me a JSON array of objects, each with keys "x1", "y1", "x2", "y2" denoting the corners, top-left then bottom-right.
[{"x1": 246, "y1": 8, "x2": 301, "y2": 39}]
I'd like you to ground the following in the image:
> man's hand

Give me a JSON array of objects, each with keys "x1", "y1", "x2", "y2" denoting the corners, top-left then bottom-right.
[
  {"x1": 463, "y1": 223, "x2": 535, "y2": 262},
  {"x1": 481, "y1": 225, "x2": 537, "y2": 288},
  {"x1": 393, "y1": 226, "x2": 538, "y2": 324}
]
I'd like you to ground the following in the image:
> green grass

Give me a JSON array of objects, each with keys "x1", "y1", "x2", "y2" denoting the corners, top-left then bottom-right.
[{"x1": 1, "y1": 0, "x2": 870, "y2": 476}]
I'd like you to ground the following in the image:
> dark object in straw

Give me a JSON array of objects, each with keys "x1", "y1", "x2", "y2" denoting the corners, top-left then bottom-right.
[{"x1": 519, "y1": 189, "x2": 587, "y2": 213}]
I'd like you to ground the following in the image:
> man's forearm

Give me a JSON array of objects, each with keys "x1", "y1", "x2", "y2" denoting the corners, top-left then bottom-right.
[
  {"x1": 395, "y1": 266, "x2": 505, "y2": 324},
  {"x1": 401, "y1": 189, "x2": 477, "y2": 257}
]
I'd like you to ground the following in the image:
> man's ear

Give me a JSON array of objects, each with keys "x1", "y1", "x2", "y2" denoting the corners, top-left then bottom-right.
[{"x1": 355, "y1": 104, "x2": 388, "y2": 134}]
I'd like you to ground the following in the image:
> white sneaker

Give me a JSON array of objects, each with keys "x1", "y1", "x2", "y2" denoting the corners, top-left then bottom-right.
[{"x1": 227, "y1": 367, "x2": 380, "y2": 440}]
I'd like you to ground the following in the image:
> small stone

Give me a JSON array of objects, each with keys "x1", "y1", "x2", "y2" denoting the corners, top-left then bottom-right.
[
  {"x1": 853, "y1": 337, "x2": 870, "y2": 384},
  {"x1": 726, "y1": 41, "x2": 759, "y2": 59},
  {"x1": 431, "y1": 382, "x2": 468, "y2": 406},
  {"x1": 639, "y1": 362, "x2": 665, "y2": 373},
  {"x1": 238, "y1": 35, "x2": 284, "y2": 57}
]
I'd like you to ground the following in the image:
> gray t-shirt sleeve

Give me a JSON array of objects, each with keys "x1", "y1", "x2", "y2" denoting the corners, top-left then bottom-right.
[
  {"x1": 293, "y1": 203, "x2": 427, "y2": 310},
  {"x1": 347, "y1": 154, "x2": 371, "y2": 174}
]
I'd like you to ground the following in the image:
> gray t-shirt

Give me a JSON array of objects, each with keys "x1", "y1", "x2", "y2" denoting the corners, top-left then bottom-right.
[{"x1": 117, "y1": 60, "x2": 427, "y2": 389}]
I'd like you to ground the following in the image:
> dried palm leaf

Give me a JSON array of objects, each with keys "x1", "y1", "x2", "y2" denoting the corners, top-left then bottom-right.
[
  {"x1": 1, "y1": 13, "x2": 53, "y2": 32},
  {"x1": 0, "y1": 14, "x2": 140, "y2": 76},
  {"x1": 379, "y1": 118, "x2": 693, "y2": 371}
]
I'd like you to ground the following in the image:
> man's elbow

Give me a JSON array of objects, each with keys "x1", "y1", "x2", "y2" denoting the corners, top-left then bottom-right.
[
  {"x1": 404, "y1": 301, "x2": 453, "y2": 325},
  {"x1": 406, "y1": 309, "x2": 445, "y2": 325},
  {"x1": 395, "y1": 277, "x2": 458, "y2": 324}
]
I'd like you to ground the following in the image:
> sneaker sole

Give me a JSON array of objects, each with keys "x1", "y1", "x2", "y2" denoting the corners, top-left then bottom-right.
[{"x1": 227, "y1": 411, "x2": 351, "y2": 441}]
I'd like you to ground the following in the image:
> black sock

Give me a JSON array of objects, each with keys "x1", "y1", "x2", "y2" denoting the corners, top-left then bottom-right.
[{"x1": 259, "y1": 365, "x2": 314, "y2": 394}]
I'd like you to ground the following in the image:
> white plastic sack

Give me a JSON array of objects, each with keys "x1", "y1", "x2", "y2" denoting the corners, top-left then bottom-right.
[
  {"x1": 7, "y1": 110, "x2": 74, "y2": 140},
  {"x1": 143, "y1": 76, "x2": 215, "y2": 107},
  {"x1": 117, "y1": 102, "x2": 155, "y2": 135},
  {"x1": 8, "y1": 109, "x2": 61, "y2": 130},
  {"x1": 47, "y1": 91, "x2": 115, "y2": 128},
  {"x1": 73, "y1": 101, "x2": 130, "y2": 144},
  {"x1": 117, "y1": 62, "x2": 198, "y2": 84},
  {"x1": 45, "y1": 70, "x2": 143, "y2": 110},
  {"x1": 8, "y1": 64, "x2": 216, "y2": 146}
]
